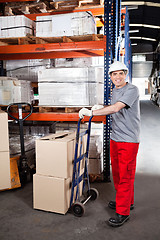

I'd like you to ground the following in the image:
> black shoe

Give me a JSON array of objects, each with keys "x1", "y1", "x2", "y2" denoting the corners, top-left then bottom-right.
[
  {"x1": 108, "y1": 201, "x2": 134, "y2": 210},
  {"x1": 108, "y1": 213, "x2": 130, "y2": 227}
]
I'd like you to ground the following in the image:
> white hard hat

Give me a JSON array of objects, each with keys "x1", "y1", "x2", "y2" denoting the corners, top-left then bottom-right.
[{"x1": 109, "y1": 61, "x2": 128, "y2": 74}]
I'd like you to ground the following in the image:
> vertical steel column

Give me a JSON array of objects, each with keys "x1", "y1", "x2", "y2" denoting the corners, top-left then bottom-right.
[
  {"x1": 117, "y1": 0, "x2": 122, "y2": 60},
  {"x1": 124, "y1": 7, "x2": 132, "y2": 82},
  {"x1": 103, "y1": 0, "x2": 121, "y2": 181},
  {"x1": 103, "y1": 0, "x2": 113, "y2": 182}
]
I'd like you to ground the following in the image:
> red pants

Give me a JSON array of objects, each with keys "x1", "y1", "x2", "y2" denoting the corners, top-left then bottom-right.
[{"x1": 110, "y1": 139, "x2": 139, "y2": 215}]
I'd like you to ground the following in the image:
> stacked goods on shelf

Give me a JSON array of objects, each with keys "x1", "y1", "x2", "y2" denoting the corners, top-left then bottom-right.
[
  {"x1": 5, "y1": 57, "x2": 104, "y2": 82},
  {"x1": 5, "y1": 59, "x2": 54, "y2": 82},
  {"x1": 0, "y1": 111, "x2": 11, "y2": 190},
  {"x1": 0, "y1": 15, "x2": 35, "y2": 38},
  {"x1": 9, "y1": 121, "x2": 56, "y2": 170},
  {"x1": 0, "y1": 77, "x2": 34, "y2": 105},
  {"x1": 88, "y1": 123, "x2": 103, "y2": 175},
  {"x1": 54, "y1": 56, "x2": 104, "y2": 68},
  {"x1": 38, "y1": 67, "x2": 104, "y2": 106},
  {"x1": 36, "y1": 11, "x2": 96, "y2": 37},
  {"x1": 33, "y1": 131, "x2": 87, "y2": 214}
]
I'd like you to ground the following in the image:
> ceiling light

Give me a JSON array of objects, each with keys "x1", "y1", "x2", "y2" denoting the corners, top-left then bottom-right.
[
  {"x1": 130, "y1": 36, "x2": 156, "y2": 41},
  {"x1": 121, "y1": 2, "x2": 160, "y2": 8},
  {"x1": 129, "y1": 30, "x2": 139, "y2": 33},
  {"x1": 129, "y1": 24, "x2": 160, "y2": 29}
]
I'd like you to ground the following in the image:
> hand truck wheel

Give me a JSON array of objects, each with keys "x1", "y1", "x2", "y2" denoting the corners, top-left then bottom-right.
[
  {"x1": 87, "y1": 188, "x2": 99, "y2": 201},
  {"x1": 72, "y1": 202, "x2": 85, "y2": 217}
]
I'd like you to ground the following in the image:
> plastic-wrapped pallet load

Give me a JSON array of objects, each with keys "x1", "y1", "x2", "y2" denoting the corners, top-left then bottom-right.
[
  {"x1": 36, "y1": 11, "x2": 96, "y2": 37},
  {"x1": 5, "y1": 59, "x2": 54, "y2": 82},
  {"x1": 0, "y1": 77, "x2": 34, "y2": 105},
  {"x1": 54, "y1": 56, "x2": 104, "y2": 68},
  {"x1": 38, "y1": 67, "x2": 104, "y2": 106},
  {"x1": 0, "y1": 15, "x2": 35, "y2": 38}
]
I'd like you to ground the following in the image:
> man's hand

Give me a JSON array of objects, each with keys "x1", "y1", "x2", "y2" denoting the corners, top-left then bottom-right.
[
  {"x1": 91, "y1": 105, "x2": 104, "y2": 111},
  {"x1": 79, "y1": 108, "x2": 92, "y2": 119}
]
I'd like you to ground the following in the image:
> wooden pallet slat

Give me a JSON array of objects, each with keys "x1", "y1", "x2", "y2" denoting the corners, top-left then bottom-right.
[
  {"x1": 0, "y1": 34, "x2": 104, "y2": 46},
  {"x1": 35, "y1": 106, "x2": 81, "y2": 113}
]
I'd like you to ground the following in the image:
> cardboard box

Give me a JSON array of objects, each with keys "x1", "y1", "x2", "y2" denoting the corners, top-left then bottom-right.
[
  {"x1": 0, "y1": 110, "x2": 9, "y2": 152},
  {"x1": 33, "y1": 173, "x2": 84, "y2": 215},
  {"x1": 0, "y1": 151, "x2": 11, "y2": 190},
  {"x1": 33, "y1": 174, "x2": 71, "y2": 214},
  {"x1": 36, "y1": 131, "x2": 87, "y2": 178}
]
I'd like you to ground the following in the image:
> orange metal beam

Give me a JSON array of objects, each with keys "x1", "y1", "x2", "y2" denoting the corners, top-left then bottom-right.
[
  {"x1": 0, "y1": 0, "x2": 31, "y2": 1},
  {"x1": 0, "y1": 50, "x2": 104, "y2": 60},
  {"x1": 25, "y1": 7, "x2": 104, "y2": 20},
  {"x1": 8, "y1": 113, "x2": 106, "y2": 124},
  {"x1": 121, "y1": 7, "x2": 126, "y2": 14},
  {"x1": 0, "y1": 39, "x2": 105, "y2": 60},
  {"x1": 0, "y1": 40, "x2": 104, "y2": 54},
  {"x1": 25, "y1": 7, "x2": 126, "y2": 20}
]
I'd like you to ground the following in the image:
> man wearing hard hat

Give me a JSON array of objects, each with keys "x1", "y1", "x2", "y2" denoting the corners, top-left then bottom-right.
[{"x1": 79, "y1": 61, "x2": 140, "y2": 227}]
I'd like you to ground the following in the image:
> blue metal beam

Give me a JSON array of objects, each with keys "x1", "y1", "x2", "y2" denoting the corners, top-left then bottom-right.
[{"x1": 103, "y1": 0, "x2": 121, "y2": 182}]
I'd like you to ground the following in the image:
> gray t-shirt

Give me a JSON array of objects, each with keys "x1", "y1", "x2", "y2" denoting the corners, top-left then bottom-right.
[{"x1": 110, "y1": 82, "x2": 140, "y2": 143}]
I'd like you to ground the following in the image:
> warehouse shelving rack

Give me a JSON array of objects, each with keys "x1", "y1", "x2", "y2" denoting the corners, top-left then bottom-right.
[
  {"x1": 0, "y1": 0, "x2": 127, "y2": 181},
  {"x1": 124, "y1": 6, "x2": 132, "y2": 82}
]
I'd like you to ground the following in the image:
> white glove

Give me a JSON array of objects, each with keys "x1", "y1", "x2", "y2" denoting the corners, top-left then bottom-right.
[
  {"x1": 91, "y1": 105, "x2": 104, "y2": 111},
  {"x1": 79, "y1": 108, "x2": 92, "y2": 119}
]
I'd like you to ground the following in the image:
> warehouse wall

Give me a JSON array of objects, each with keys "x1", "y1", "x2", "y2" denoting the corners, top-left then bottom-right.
[{"x1": 132, "y1": 61, "x2": 153, "y2": 78}]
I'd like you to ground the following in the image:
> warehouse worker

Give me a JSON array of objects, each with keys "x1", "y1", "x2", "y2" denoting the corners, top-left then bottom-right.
[{"x1": 79, "y1": 61, "x2": 140, "y2": 227}]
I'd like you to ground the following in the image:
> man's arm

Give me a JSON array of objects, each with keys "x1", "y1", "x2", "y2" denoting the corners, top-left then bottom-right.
[{"x1": 92, "y1": 102, "x2": 126, "y2": 116}]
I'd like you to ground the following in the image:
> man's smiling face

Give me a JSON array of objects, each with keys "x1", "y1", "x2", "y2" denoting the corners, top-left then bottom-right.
[{"x1": 110, "y1": 70, "x2": 127, "y2": 89}]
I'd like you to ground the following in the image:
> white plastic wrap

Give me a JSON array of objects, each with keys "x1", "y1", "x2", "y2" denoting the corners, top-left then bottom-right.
[
  {"x1": 36, "y1": 11, "x2": 96, "y2": 37},
  {"x1": 38, "y1": 67, "x2": 104, "y2": 106},
  {"x1": 6, "y1": 59, "x2": 54, "y2": 82},
  {"x1": 0, "y1": 15, "x2": 35, "y2": 38},
  {"x1": 0, "y1": 77, "x2": 33, "y2": 105}
]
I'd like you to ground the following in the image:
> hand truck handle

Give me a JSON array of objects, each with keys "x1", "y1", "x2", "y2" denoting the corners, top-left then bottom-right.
[{"x1": 7, "y1": 102, "x2": 33, "y2": 122}]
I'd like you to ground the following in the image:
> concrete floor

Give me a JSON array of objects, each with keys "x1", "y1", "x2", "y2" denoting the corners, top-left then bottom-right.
[{"x1": 0, "y1": 100, "x2": 160, "y2": 240}]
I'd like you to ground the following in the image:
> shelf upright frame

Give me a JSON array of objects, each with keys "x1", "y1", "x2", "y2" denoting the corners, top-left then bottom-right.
[
  {"x1": 117, "y1": 0, "x2": 122, "y2": 61},
  {"x1": 124, "y1": 6, "x2": 132, "y2": 82},
  {"x1": 103, "y1": 0, "x2": 121, "y2": 182}
]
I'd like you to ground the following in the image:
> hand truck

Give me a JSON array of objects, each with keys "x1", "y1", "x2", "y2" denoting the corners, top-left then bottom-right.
[
  {"x1": 70, "y1": 116, "x2": 99, "y2": 217},
  {"x1": 7, "y1": 102, "x2": 33, "y2": 185}
]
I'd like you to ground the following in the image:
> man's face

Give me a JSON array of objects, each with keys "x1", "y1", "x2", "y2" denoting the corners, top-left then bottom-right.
[{"x1": 110, "y1": 70, "x2": 127, "y2": 89}]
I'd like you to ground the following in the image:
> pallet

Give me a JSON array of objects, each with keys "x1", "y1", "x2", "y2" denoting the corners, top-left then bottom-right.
[
  {"x1": 34, "y1": 106, "x2": 81, "y2": 113},
  {"x1": 1, "y1": 104, "x2": 82, "y2": 113},
  {"x1": 0, "y1": 34, "x2": 36, "y2": 46},
  {"x1": 0, "y1": 34, "x2": 104, "y2": 46},
  {"x1": 4, "y1": 1, "x2": 103, "y2": 16},
  {"x1": 0, "y1": 104, "x2": 31, "y2": 113}
]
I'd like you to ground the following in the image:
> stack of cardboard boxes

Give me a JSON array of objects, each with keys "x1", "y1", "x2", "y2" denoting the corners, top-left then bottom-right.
[
  {"x1": 33, "y1": 131, "x2": 87, "y2": 215},
  {"x1": 0, "y1": 111, "x2": 11, "y2": 190}
]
